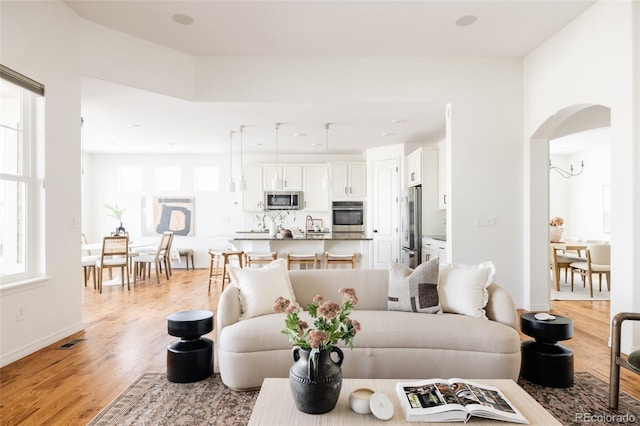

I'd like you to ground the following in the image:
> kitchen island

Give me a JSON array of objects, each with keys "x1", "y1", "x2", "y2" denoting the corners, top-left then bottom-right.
[{"x1": 228, "y1": 232, "x2": 373, "y2": 268}]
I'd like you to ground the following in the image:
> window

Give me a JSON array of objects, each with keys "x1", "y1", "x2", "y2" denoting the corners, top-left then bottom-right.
[{"x1": 0, "y1": 65, "x2": 45, "y2": 285}]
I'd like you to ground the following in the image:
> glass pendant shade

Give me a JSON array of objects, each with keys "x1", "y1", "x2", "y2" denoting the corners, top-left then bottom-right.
[
  {"x1": 227, "y1": 177, "x2": 236, "y2": 192},
  {"x1": 322, "y1": 173, "x2": 331, "y2": 190},
  {"x1": 237, "y1": 175, "x2": 247, "y2": 192},
  {"x1": 272, "y1": 174, "x2": 283, "y2": 190}
]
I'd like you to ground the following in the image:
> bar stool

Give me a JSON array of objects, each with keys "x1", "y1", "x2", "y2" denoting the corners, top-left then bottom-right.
[
  {"x1": 286, "y1": 252, "x2": 318, "y2": 270},
  {"x1": 208, "y1": 249, "x2": 243, "y2": 293},
  {"x1": 324, "y1": 252, "x2": 357, "y2": 269},
  {"x1": 244, "y1": 251, "x2": 277, "y2": 268},
  {"x1": 177, "y1": 248, "x2": 194, "y2": 270}
]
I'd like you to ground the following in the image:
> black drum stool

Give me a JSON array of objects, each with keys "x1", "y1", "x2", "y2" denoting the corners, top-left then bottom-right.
[
  {"x1": 167, "y1": 310, "x2": 214, "y2": 383},
  {"x1": 520, "y1": 312, "x2": 574, "y2": 388}
]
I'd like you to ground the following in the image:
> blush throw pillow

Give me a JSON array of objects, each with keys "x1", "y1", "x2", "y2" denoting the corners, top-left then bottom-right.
[
  {"x1": 228, "y1": 258, "x2": 296, "y2": 320},
  {"x1": 437, "y1": 261, "x2": 495, "y2": 318},
  {"x1": 388, "y1": 259, "x2": 442, "y2": 314}
]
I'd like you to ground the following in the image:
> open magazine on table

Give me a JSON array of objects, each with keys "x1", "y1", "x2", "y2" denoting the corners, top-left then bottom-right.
[{"x1": 395, "y1": 378, "x2": 529, "y2": 423}]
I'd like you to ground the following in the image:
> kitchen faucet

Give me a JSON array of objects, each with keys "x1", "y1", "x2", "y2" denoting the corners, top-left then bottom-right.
[{"x1": 305, "y1": 215, "x2": 313, "y2": 234}]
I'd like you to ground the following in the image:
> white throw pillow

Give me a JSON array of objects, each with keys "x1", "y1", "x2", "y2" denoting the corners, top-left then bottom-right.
[
  {"x1": 228, "y1": 258, "x2": 296, "y2": 320},
  {"x1": 437, "y1": 261, "x2": 495, "y2": 318}
]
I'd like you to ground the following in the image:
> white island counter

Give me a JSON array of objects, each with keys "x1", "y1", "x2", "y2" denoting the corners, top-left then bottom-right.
[{"x1": 228, "y1": 233, "x2": 373, "y2": 268}]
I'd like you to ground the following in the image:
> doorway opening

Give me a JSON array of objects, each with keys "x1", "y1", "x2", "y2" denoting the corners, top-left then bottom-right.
[{"x1": 526, "y1": 104, "x2": 611, "y2": 311}]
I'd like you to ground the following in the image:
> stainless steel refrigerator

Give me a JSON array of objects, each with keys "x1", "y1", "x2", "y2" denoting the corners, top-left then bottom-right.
[{"x1": 401, "y1": 185, "x2": 422, "y2": 268}]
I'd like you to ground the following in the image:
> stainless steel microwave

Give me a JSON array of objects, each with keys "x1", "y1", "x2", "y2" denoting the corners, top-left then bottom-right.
[{"x1": 264, "y1": 191, "x2": 303, "y2": 210}]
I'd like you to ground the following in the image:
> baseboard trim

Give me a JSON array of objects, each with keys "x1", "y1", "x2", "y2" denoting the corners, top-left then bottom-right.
[{"x1": 0, "y1": 322, "x2": 85, "y2": 368}]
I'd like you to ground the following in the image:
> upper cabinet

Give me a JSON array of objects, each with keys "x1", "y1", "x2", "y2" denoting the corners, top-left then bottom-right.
[
  {"x1": 407, "y1": 148, "x2": 423, "y2": 187},
  {"x1": 242, "y1": 164, "x2": 264, "y2": 211},
  {"x1": 438, "y1": 141, "x2": 447, "y2": 209},
  {"x1": 330, "y1": 163, "x2": 366, "y2": 198},
  {"x1": 263, "y1": 165, "x2": 303, "y2": 191},
  {"x1": 242, "y1": 163, "x2": 330, "y2": 211},
  {"x1": 302, "y1": 164, "x2": 330, "y2": 211}
]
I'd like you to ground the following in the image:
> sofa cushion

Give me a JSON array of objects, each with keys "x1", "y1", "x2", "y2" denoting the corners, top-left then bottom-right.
[
  {"x1": 387, "y1": 259, "x2": 442, "y2": 314},
  {"x1": 438, "y1": 261, "x2": 495, "y2": 318},
  {"x1": 228, "y1": 258, "x2": 295, "y2": 320},
  {"x1": 219, "y1": 310, "x2": 519, "y2": 355}
]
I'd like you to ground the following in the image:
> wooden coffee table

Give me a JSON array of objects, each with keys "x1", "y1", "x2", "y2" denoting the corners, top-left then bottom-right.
[{"x1": 248, "y1": 378, "x2": 560, "y2": 425}]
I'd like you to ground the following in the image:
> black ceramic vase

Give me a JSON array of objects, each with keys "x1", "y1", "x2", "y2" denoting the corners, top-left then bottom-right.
[{"x1": 289, "y1": 346, "x2": 344, "y2": 414}]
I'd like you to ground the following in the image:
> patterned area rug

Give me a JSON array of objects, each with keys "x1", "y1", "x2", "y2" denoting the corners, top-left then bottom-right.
[{"x1": 87, "y1": 372, "x2": 639, "y2": 425}]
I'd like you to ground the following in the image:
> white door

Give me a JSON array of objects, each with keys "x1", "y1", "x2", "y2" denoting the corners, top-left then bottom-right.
[{"x1": 372, "y1": 158, "x2": 399, "y2": 269}]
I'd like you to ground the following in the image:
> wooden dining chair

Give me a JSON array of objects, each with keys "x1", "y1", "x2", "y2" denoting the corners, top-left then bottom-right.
[
  {"x1": 569, "y1": 244, "x2": 611, "y2": 298},
  {"x1": 96, "y1": 235, "x2": 132, "y2": 293},
  {"x1": 133, "y1": 231, "x2": 173, "y2": 284},
  {"x1": 81, "y1": 233, "x2": 99, "y2": 288},
  {"x1": 550, "y1": 245, "x2": 574, "y2": 291}
]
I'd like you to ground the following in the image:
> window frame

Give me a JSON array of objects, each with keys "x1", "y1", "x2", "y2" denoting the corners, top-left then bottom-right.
[{"x1": 0, "y1": 65, "x2": 45, "y2": 287}]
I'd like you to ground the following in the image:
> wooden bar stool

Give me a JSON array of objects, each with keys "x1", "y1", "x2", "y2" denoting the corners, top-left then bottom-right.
[
  {"x1": 177, "y1": 248, "x2": 194, "y2": 270},
  {"x1": 208, "y1": 249, "x2": 243, "y2": 293},
  {"x1": 324, "y1": 252, "x2": 357, "y2": 269},
  {"x1": 244, "y1": 251, "x2": 277, "y2": 268},
  {"x1": 286, "y1": 252, "x2": 318, "y2": 270}
]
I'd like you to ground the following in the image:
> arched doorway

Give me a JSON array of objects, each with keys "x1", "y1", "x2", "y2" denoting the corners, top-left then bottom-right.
[{"x1": 525, "y1": 104, "x2": 611, "y2": 311}]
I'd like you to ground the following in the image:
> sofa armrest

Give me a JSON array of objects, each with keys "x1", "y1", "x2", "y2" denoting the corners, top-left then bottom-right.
[
  {"x1": 217, "y1": 285, "x2": 241, "y2": 335},
  {"x1": 485, "y1": 283, "x2": 518, "y2": 330}
]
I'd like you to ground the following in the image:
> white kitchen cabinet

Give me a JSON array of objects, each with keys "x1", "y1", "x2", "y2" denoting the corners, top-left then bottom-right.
[
  {"x1": 330, "y1": 163, "x2": 366, "y2": 198},
  {"x1": 263, "y1": 165, "x2": 303, "y2": 190},
  {"x1": 242, "y1": 164, "x2": 264, "y2": 211},
  {"x1": 302, "y1": 164, "x2": 330, "y2": 211},
  {"x1": 438, "y1": 141, "x2": 448, "y2": 209},
  {"x1": 422, "y1": 237, "x2": 447, "y2": 262},
  {"x1": 406, "y1": 148, "x2": 423, "y2": 187}
]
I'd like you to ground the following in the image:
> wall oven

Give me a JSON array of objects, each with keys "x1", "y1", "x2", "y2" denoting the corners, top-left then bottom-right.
[{"x1": 331, "y1": 201, "x2": 365, "y2": 234}]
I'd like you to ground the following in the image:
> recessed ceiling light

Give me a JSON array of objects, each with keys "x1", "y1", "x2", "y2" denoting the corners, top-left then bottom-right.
[
  {"x1": 129, "y1": 123, "x2": 141, "y2": 128},
  {"x1": 380, "y1": 132, "x2": 395, "y2": 137},
  {"x1": 173, "y1": 14, "x2": 194, "y2": 25},
  {"x1": 252, "y1": 143, "x2": 263, "y2": 147},
  {"x1": 455, "y1": 15, "x2": 477, "y2": 27},
  {"x1": 391, "y1": 119, "x2": 407, "y2": 124},
  {"x1": 310, "y1": 143, "x2": 321, "y2": 147},
  {"x1": 294, "y1": 133, "x2": 307, "y2": 137}
]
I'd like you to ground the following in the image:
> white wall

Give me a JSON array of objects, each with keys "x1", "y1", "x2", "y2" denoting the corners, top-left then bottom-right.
[
  {"x1": 524, "y1": 1, "x2": 639, "y2": 350},
  {"x1": 0, "y1": 1, "x2": 83, "y2": 366},
  {"x1": 550, "y1": 129, "x2": 612, "y2": 241}
]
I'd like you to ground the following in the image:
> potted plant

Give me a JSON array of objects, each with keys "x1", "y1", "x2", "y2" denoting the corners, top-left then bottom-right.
[
  {"x1": 104, "y1": 202, "x2": 126, "y2": 235},
  {"x1": 273, "y1": 288, "x2": 361, "y2": 414}
]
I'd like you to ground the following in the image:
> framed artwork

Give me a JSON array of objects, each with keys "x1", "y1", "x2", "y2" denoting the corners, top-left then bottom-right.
[
  {"x1": 142, "y1": 196, "x2": 194, "y2": 236},
  {"x1": 602, "y1": 184, "x2": 611, "y2": 234}
]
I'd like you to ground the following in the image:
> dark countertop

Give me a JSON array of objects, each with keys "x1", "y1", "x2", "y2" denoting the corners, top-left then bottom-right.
[{"x1": 231, "y1": 233, "x2": 372, "y2": 241}]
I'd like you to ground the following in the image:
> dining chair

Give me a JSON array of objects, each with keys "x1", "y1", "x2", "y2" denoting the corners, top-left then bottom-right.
[
  {"x1": 569, "y1": 243, "x2": 611, "y2": 297},
  {"x1": 133, "y1": 231, "x2": 173, "y2": 284},
  {"x1": 609, "y1": 312, "x2": 640, "y2": 409},
  {"x1": 550, "y1": 245, "x2": 574, "y2": 291},
  {"x1": 81, "y1": 233, "x2": 100, "y2": 288},
  {"x1": 96, "y1": 235, "x2": 132, "y2": 293}
]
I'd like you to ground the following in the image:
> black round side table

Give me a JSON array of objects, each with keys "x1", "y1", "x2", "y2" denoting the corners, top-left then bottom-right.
[
  {"x1": 520, "y1": 312, "x2": 574, "y2": 388},
  {"x1": 167, "y1": 310, "x2": 214, "y2": 383}
]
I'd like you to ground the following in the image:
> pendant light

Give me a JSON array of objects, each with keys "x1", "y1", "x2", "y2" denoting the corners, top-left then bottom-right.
[
  {"x1": 236, "y1": 125, "x2": 247, "y2": 192},
  {"x1": 322, "y1": 123, "x2": 331, "y2": 190},
  {"x1": 227, "y1": 131, "x2": 236, "y2": 192},
  {"x1": 272, "y1": 123, "x2": 283, "y2": 190}
]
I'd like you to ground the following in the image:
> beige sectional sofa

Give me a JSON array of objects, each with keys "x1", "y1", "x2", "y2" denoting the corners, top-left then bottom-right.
[{"x1": 216, "y1": 268, "x2": 521, "y2": 391}]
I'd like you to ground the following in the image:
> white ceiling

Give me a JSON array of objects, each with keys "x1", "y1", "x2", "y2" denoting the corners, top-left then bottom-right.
[{"x1": 67, "y1": 0, "x2": 596, "y2": 155}]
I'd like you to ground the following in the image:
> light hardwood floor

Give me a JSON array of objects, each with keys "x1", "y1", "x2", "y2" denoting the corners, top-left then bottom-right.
[{"x1": 1, "y1": 269, "x2": 639, "y2": 425}]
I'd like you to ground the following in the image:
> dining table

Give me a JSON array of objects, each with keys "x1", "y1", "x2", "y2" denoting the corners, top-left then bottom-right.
[
  {"x1": 82, "y1": 240, "x2": 157, "y2": 286},
  {"x1": 550, "y1": 241, "x2": 587, "y2": 291}
]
